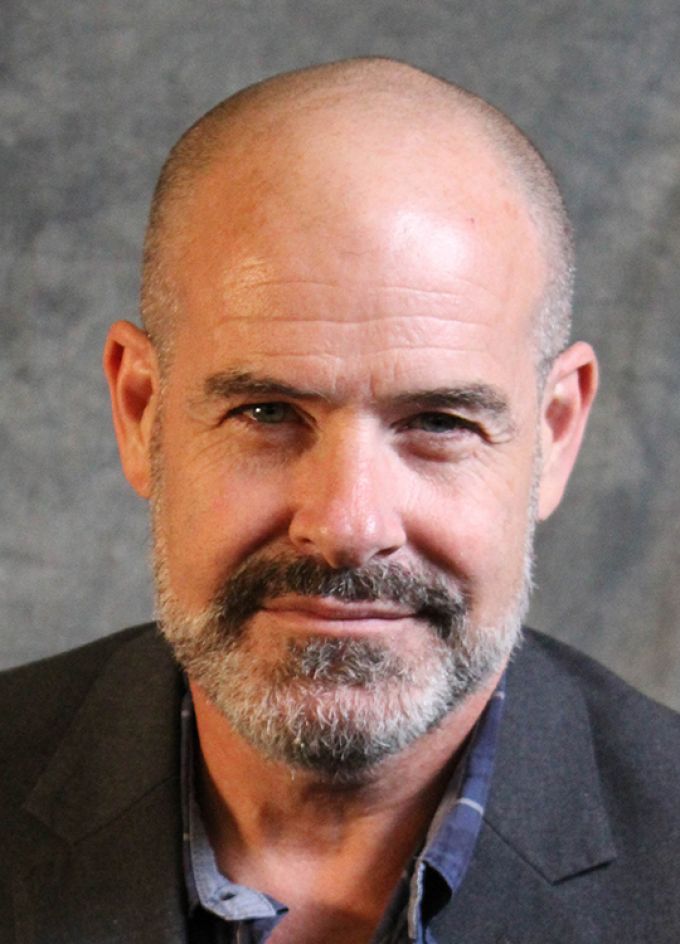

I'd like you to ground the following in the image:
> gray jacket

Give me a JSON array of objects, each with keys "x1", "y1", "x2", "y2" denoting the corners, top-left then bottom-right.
[{"x1": 2, "y1": 625, "x2": 680, "y2": 943}]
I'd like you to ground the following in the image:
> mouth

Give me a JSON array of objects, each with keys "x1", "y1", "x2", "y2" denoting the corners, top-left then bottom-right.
[{"x1": 262, "y1": 595, "x2": 416, "y2": 629}]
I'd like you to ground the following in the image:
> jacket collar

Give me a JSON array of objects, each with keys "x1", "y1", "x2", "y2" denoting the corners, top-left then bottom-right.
[
  {"x1": 486, "y1": 630, "x2": 616, "y2": 881},
  {"x1": 430, "y1": 630, "x2": 617, "y2": 943},
  {"x1": 16, "y1": 627, "x2": 188, "y2": 944}
]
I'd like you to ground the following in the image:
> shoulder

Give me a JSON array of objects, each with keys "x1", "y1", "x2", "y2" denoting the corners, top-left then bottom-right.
[
  {"x1": 0, "y1": 625, "x2": 177, "y2": 799},
  {"x1": 503, "y1": 628, "x2": 680, "y2": 862},
  {"x1": 515, "y1": 628, "x2": 680, "y2": 750},
  {"x1": 0, "y1": 628, "x2": 185, "y2": 939}
]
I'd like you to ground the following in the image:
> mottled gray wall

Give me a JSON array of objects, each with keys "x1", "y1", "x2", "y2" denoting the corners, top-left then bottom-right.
[{"x1": 2, "y1": 1, "x2": 679, "y2": 709}]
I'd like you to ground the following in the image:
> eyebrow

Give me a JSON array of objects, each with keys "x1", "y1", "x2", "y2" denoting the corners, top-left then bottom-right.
[
  {"x1": 199, "y1": 370, "x2": 514, "y2": 429},
  {"x1": 201, "y1": 370, "x2": 330, "y2": 403},
  {"x1": 390, "y1": 385, "x2": 511, "y2": 420}
]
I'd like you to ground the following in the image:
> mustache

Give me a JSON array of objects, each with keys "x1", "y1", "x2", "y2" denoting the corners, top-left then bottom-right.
[{"x1": 212, "y1": 554, "x2": 468, "y2": 643}]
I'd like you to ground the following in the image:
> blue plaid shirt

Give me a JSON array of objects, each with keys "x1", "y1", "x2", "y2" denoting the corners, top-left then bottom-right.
[{"x1": 181, "y1": 678, "x2": 505, "y2": 943}]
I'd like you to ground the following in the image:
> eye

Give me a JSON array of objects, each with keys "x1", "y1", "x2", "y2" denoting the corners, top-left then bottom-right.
[
  {"x1": 230, "y1": 402, "x2": 299, "y2": 425},
  {"x1": 403, "y1": 412, "x2": 481, "y2": 435}
]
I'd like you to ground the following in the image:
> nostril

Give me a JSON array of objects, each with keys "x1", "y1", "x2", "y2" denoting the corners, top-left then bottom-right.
[{"x1": 289, "y1": 506, "x2": 406, "y2": 570}]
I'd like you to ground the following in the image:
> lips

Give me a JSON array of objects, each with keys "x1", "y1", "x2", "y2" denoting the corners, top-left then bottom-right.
[{"x1": 263, "y1": 595, "x2": 415, "y2": 622}]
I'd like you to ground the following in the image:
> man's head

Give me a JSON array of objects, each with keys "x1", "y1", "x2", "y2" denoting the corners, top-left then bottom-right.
[
  {"x1": 141, "y1": 58, "x2": 574, "y2": 375},
  {"x1": 104, "y1": 57, "x2": 597, "y2": 779}
]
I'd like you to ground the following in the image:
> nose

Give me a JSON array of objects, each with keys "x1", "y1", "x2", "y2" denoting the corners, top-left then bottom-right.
[{"x1": 288, "y1": 425, "x2": 407, "y2": 569}]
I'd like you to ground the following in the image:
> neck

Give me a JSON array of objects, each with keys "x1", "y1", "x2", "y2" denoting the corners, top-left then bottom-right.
[{"x1": 190, "y1": 674, "x2": 501, "y2": 919}]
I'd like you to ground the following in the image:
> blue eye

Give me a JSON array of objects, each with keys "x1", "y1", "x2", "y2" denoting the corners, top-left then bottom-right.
[
  {"x1": 408, "y1": 412, "x2": 478, "y2": 434},
  {"x1": 239, "y1": 402, "x2": 295, "y2": 424}
]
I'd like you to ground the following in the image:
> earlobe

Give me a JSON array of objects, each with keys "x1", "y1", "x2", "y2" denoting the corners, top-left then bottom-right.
[
  {"x1": 537, "y1": 341, "x2": 599, "y2": 520},
  {"x1": 103, "y1": 320, "x2": 160, "y2": 499}
]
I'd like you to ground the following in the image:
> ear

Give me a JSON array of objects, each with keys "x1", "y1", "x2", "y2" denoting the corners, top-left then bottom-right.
[
  {"x1": 537, "y1": 341, "x2": 598, "y2": 520},
  {"x1": 103, "y1": 320, "x2": 160, "y2": 499}
]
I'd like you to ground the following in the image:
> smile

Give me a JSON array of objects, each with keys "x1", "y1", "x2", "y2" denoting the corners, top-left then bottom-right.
[{"x1": 262, "y1": 595, "x2": 416, "y2": 623}]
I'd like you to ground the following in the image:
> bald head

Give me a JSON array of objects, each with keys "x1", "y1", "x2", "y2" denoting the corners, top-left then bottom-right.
[{"x1": 141, "y1": 58, "x2": 573, "y2": 375}]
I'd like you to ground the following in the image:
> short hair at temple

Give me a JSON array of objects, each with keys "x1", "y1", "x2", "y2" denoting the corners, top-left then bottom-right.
[{"x1": 140, "y1": 57, "x2": 574, "y2": 377}]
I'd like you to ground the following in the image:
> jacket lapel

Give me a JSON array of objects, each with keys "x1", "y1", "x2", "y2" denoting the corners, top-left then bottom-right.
[
  {"x1": 429, "y1": 822, "x2": 590, "y2": 943},
  {"x1": 15, "y1": 629, "x2": 188, "y2": 944},
  {"x1": 430, "y1": 632, "x2": 617, "y2": 943}
]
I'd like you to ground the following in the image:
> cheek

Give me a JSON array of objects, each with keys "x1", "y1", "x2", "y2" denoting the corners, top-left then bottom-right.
[
  {"x1": 409, "y1": 459, "x2": 535, "y2": 593},
  {"x1": 208, "y1": 470, "x2": 289, "y2": 540},
  {"x1": 160, "y1": 454, "x2": 292, "y2": 590}
]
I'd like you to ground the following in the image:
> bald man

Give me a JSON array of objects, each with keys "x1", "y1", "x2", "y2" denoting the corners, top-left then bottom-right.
[{"x1": 3, "y1": 59, "x2": 680, "y2": 944}]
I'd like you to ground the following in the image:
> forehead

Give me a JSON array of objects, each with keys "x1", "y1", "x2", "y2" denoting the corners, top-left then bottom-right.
[
  {"x1": 170, "y1": 257, "x2": 542, "y2": 417},
  {"x1": 164, "y1": 116, "x2": 547, "y2": 400}
]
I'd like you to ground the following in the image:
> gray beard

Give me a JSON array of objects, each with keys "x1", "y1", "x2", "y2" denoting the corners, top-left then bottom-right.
[{"x1": 153, "y1": 550, "x2": 531, "y2": 782}]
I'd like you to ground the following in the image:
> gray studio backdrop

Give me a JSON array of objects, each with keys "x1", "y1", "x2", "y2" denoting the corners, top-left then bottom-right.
[{"x1": 3, "y1": 1, "x2": 680, "y2": 708}]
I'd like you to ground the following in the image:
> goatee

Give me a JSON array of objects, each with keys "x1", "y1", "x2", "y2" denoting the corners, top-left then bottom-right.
[{"x1": 154, "y1": 552, "x2": 527, "y2": 781}]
